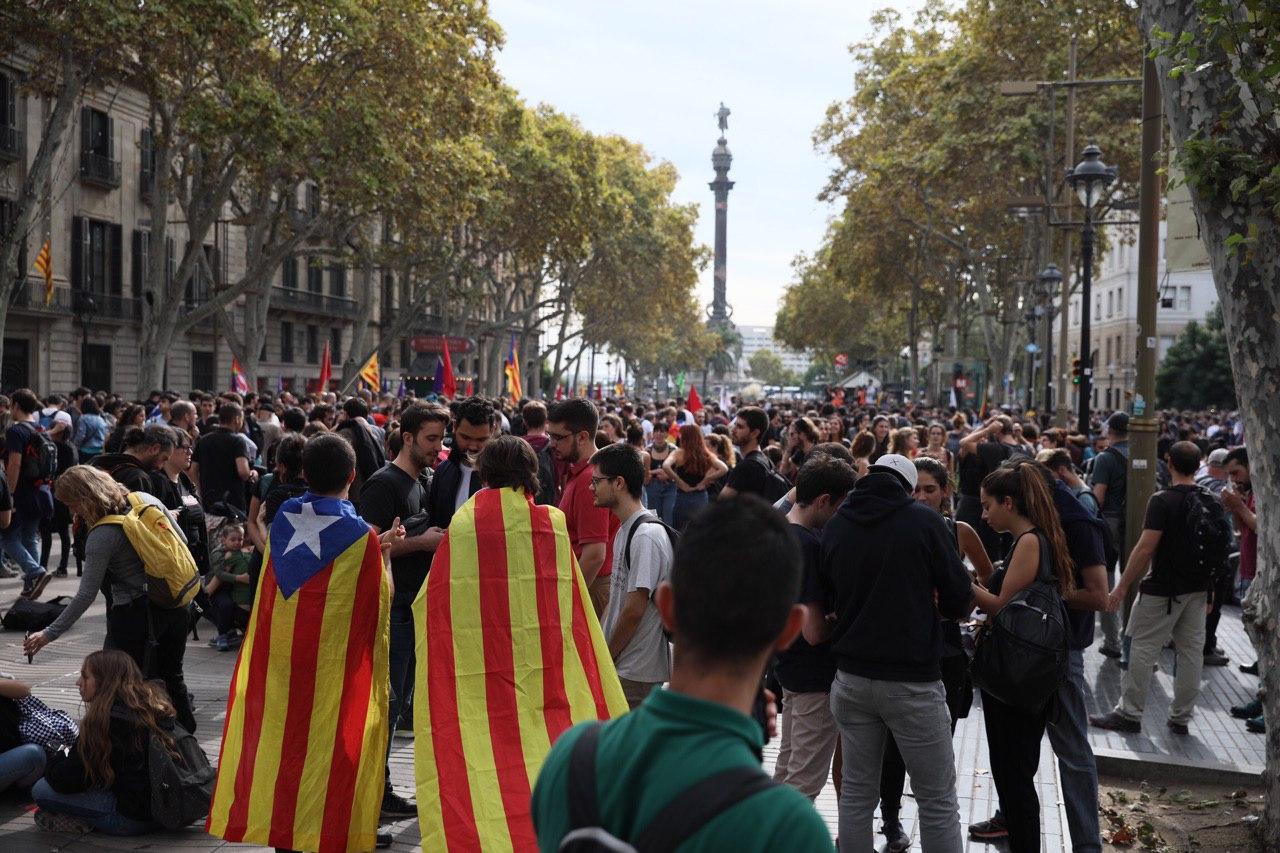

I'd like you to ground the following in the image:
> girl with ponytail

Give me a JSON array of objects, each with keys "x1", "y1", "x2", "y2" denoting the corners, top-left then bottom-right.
[{"x1": 971, "y1": 458, "x2": 1075, "y2": 853}]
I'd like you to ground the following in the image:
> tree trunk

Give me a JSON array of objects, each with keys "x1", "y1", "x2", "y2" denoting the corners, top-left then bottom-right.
[{"x1": 1138, "y1": 1, "x2": 1280, "y2": 843}]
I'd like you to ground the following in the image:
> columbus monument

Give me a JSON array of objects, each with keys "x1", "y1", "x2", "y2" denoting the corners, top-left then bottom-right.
[{"x1": 708, "y1": 102, "x2": 735, "y2": 331}]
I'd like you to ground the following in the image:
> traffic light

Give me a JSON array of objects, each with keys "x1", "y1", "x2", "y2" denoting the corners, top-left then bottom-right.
[{"x1": 1071, "y1": 358, "x2": 1082, "y2": 385}]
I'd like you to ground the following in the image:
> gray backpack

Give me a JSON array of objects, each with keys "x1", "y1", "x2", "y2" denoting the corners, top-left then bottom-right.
[{"x1": 149, "y1": 724, "x2": 216, "y2": 829}]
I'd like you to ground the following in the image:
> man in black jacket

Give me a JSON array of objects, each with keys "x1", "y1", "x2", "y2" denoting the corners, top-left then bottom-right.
[
  {"x1": 425, "y1": 397, "x2": 495, "y2": 530},
  {"x1": 820, "y1": 453, "x2": 972, "y2": 853}
]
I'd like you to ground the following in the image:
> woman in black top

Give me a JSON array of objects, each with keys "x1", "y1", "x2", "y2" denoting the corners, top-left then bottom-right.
[
  {"x1": 33, "y1": 650, "x2": 177, "y2": 836},
  {"x1": 644, "y1": 422, "x2": 677, "y2": 526}
]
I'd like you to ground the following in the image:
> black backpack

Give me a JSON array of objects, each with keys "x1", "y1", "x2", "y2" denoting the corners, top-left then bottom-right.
[
  {"x1": 148, "y1": 724, "x2": 216, "y2": 829},
  {"x1": 558, "y1": 723, "x2": 779, "y2": 852},
  {"x1": 16, "y1": 422, "x2": 57, "y2": 485},
  {"x1": 624, "y1": 515, "x2": 679, "y2": 573},
  {"x1": 746, "y1": 451, "x2": 791, "y2": 503},
  {"x1": 1178, "y1": 486, "x2": 1233, "y2": 587},
  {"x1": 970, "y1": 530, "x2": 1069, "y2": 713},
  {"x1": 1, "y1": 596, "x2": 70, "y2": 631}
]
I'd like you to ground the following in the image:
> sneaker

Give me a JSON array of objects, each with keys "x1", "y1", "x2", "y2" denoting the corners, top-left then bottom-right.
[
  {"x1": 1166, "y1": 719, "x2": 1189, "y2": 735},
  {"x1": 1232, "y1": 699, "x2": 1263, "y2": 719},
  {"x1": 52, "y1": 567, "x2": 68, "y2": 578},
  {"x1": 1098, "y1": 645, "x2": 1122, "y2": 659},
  {"x1": 1240, "y1": 661, "x2": 1259, "y2": 675},
  {"x1": 393, "y1": 727, "x2": 415, "y2": 740},
  {"x1": 376, "y1": 828, "x2": 394, "y2": 849},
  {"x1": 381, "y1": 790, "x2": 417, "y2": 819},
  {"x1": 1089, "y1": 711, "x2": 1141, "y2": 733},
  {"x1": 968, "y1": 815, "x2": 1008, "y2": 841},
  {"x1": 216, "y1": 634, "x2": 230, "y2": 652},
  {"x1": 0, "y1": 562, "x2": 16, "y2": 579},
  {"x1": 33, "y1": 808, "x2": 92, "y2": 834},
  {"x1": 1246, "y1": 715, "x2": 1266, "y2": 734},
  {"x1": 21, "y1": 572, "x2": 52, "y2": 601},
  {"x1": 882, "y1": 820, "x2": 911, "y2": 852},
  {"x1": 1203, "y1": 652, "x2": 1230, "y2": 667}
]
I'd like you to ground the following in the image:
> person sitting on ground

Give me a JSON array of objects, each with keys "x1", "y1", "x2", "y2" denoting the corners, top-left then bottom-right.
[
  {"x1": 205, "y1": 523, "x2": 252, "y2": 652},
  {"x1": 532, "y1": 495, "x2": 833, "y2": 851},
  {"x1": 32, "y1": 650, "x2": 178, "y2": 836},
  {"x1": 0, "y1": 678, "x2": 79, "y2": 797}
]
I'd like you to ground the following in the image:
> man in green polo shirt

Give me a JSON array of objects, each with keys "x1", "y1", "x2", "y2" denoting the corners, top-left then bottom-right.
[{"x1": 531, "y1": 495, "x2": 833, "y2": 852}]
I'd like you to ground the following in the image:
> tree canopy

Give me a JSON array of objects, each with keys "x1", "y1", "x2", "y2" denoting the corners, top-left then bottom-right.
[{"x1": 1154, "y1": 304, "x2": 1237, "y2": 409}]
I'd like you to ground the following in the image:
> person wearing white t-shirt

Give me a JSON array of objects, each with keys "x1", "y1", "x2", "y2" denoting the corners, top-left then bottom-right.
[{"x1": 589, "y1": 442, "x2": 674, "y2": 709}]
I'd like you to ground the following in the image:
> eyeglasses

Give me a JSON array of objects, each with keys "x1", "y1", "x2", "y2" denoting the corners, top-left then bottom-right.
[
  {"x1": 589, "y1": 475, "x2": 617, "y2": 487},
  {"x1": 548, "y1": 430, "x2": 573, "y2": 442}
]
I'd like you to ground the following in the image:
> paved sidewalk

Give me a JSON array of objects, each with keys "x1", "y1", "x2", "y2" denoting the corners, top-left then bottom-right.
[{"x1": 10, "y1": 573, "x2": 1259, "y2": 851}]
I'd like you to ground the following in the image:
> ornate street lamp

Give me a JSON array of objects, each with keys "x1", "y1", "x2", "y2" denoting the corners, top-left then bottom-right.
[{"x1": 1065, "y1": 144, "x2": 1117, "y2": 435}]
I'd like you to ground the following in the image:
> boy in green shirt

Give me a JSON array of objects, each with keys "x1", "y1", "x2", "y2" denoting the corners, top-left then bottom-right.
[
  {"x1": 532, "y1": 496, "x2": 833, "y2": 852},
  {"x1": 206, "y1": 523, "x2": 252, "y2": 651}
]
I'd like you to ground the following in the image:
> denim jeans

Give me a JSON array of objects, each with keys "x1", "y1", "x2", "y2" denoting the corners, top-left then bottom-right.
[
  {"x1": 32, "y1": 778, "x2": 157, "y2": 835},
  {"x1": 385, "y1": 603, "x2": 416, "y2": 794},
  {"x1": 1047, "y1": 650, "x2": 1101, "y2": 852},
  {"x1": 671, "y1": 488, "x2": 709, "y2": 532},
  {"x1": 644, "y1": 480, "x2": 676, "y2": 526},
  {"x1": 830, "y1": 671, "x2": 962, "y2": 853},
  {"x1": 4, "y1": 515, "x2": 44, "y2": 581},
  {"x1": 0, "y1": 743, "x2": 45, "y2": 793}
]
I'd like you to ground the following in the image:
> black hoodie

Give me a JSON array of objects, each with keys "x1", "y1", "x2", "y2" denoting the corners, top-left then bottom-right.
[{"x1": 819, "y1": 471, "x2": 974, "y2": 682}]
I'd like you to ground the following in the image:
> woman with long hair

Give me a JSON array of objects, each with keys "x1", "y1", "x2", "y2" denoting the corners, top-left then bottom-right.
[
  {"x1": 24, "y1": 467, "x2": 196, "y2": 733},
  {"x1": 876, "y1": 456, "x2": 993, "y2": 849},
  {"x1": 661, "y1": 424, "x2": 728, "y2": 530},
  {"x1": 705, "y1": 432, "x2": 736, "y2": 499},
  {"x1": 32, "y1": 650, "x2": 178, "y2": 835},
  {"x1": 103, "y1": 405, "x2": 146, "y2": 455},
  {"x1": 849, "y1": 430, "x2": 875, "y2": 479},
  {"x1": 779, "y1": 416, "x2": 821, "y2": 481},
  {"x1": 645, "y1": 421, "x2": 677, "y2": 526},
  {"x1": 972, "y1": 460, "x2": 1075, "y2": 853},
  {"x1": 869, "y1": 415, "x2": 892, "y2": 463},
  {"x1": 918, "y1": 422, "x2": 954, "y2": 472}
]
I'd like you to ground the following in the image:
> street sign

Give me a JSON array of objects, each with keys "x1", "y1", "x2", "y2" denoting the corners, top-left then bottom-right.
[
  {"x1": 834, "y1": 353, "x2": 849, "y2": 368},
  {"x1": 410, "y1": 335, "x2": 476, "y2": 354},
  {"x1": 1025, "y1": 343, "x2": 1040, "y2": 354}
]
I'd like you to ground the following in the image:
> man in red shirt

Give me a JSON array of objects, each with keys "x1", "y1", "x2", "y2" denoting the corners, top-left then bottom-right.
[{"x1": 548, "y1": 398, "x2": 619, "y2": 618}]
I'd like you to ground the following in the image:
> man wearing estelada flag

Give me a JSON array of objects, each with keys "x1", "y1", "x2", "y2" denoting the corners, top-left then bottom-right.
[
  {"x1": 207, "y1": 434, "x2": 404, "y2": 853},
  {"x1": 413, "y1": 436, "x2": 628, "y2": 851}
]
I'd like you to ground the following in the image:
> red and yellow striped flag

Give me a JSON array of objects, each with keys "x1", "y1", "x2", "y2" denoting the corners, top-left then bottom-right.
[
  {"x1": 33, "y1": 240, "x2": 52, "y2": 305},
  {"x1": 207, "y1": 494, "x2": 391, "y2": 853},
  {"x1": 414, "y1": 487, "x2": 627, "y2": 851},
  {"x1": 359, "y1": 351, "x2": 380, "y2": 392}
]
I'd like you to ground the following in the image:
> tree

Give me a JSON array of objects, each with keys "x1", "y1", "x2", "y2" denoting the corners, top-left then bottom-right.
[
  {"x1": 1154, "y1": 305, "x2": 1237, "y2": 409},
  {"x1": 1139, "y1": 0, "x2": 1280, "y2": 842},
  {"x1": 748, "y1": 349, "x2": 787, "y2": 386}
]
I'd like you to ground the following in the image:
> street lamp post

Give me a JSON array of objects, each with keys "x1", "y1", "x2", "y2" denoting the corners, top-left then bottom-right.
[
  {"x1": 1037, "y1": 263, "x2": 1062, "y2": 420},
  {"x1": 1065, "y1": 144, "x2": 1116, "y2": 436},
  {"x1": 72, "y1": 290, "x2": 97, "y2": 387}
]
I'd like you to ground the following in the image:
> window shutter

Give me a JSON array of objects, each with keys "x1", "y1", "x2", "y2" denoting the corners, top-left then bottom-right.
[
  {"x1": 106, "y1": 115, "x2": 114, "y2": 161},
  {"x1": 109, "y1": 223, "x2": 122, "y2": 295},
  {"x1": 3, "y1": 75, "x2": 14, "y2": 128},
  {"x1": 71, "y1": 216, "x2": 86, "y2": 290},
  {"x1": 79, "y1": 107, "x2": 91, "y2": 156},
  {"x1": 131, "y1": 230, "x2": 150, "y2": 296}
]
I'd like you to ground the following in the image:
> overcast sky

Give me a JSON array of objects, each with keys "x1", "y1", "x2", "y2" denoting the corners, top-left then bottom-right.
[{"x1": 489, "y1": 0, "x2": 914, "y2": 327}]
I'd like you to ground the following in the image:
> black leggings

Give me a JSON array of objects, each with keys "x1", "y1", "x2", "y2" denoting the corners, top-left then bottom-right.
[
  {"x1": 106, "y1": 598, "x2": 197, "y2": 733},
  {"x1": 981, "y1": 690, "x2": 1049, "y2": 853},
  {"x1": 39, "y1": 516, "x2": 79, "y2": 574}
]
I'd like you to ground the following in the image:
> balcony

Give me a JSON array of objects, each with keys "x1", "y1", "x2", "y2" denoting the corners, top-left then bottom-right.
[
  {"x1": 9, "y1": 277, "x2": 69, "y2": 313},
  {"x1": 79, "y1": 151, "x2": 121, "y2": 189},
  {"x1": 273, "y1": 285, "x2": 358, "y2": 318},
  {"x1": 72, "y1": 288, "x2": 142, "y2": 322},
  {"x1": 0, "y1": 125, "x2": 20, "y2": 163}
]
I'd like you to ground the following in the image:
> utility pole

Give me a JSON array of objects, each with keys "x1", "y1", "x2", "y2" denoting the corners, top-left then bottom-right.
[
  {"x1": 1056, "y1": 36, "x2": 1077, "y2": 429},
  {"x1": 1125, "y1": 57, "x2": 1162, "y2": 565}
]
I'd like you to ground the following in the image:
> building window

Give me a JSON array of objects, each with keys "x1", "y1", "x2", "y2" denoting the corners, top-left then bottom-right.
[
  {"x1": 399, "y1": 339, "x2": 411, "y2": 371},
  {"x1": 305, "y1": 183, "x2": 320, "y2": 218},
  {"x1": 1104, "y1": 337, "x2": 1112, "y2": 366},
  {"x1": 1177, "y1": 286, "x2": 1192, "y2": 312},
  {"x1": 1160, "y1": 288, "x2": 1174, "y2": 309},
  {"x1": 191, "y1": 350, "x2": 215, "y2": 391},
  {"x1": 0, "y1": 72, "x2": 18, "y2": 161},
  {"x1": 382, "y1": 272, "x2": 395, "y2": 319},
  {"x1": 282, "y1": 254, "x2": 298, "y2": 289},
  {"x1": 139, "y1": 127, "x2": 154, "y2": 199},
  {"x1": 281, "y1": 321, "x2": 294, "y2": 363},
  {"x1": 78, "y1": 107, "x2": 118, "y2": 186},
  {"x1": 331, "y1": 263, "x2": 346, "y2": 297},
  {"x1": 185, "y1": 244, "x2": 215, "y2": 305},
  {"x1": 1106, "y1": 290, "x2": 1113, "y2": 318},
  {"x1": 82, "y1": 343, "x2": 112, "y2": 392},
  {"x1": 307, "y1": 258, "x2": 323, "y2": 293},
  {"x1": 1093, "y1": 293, "x2": 1101, "y2": 321},
  {"x1": 71, "y1": 217, "x2": 122, "y2": 295},
  {"x1": 306, "y1": 324, "x2": 319, "y2": 363},
  {"x1": 331, "y1": 328, "x2": 342, "y2": 363}
]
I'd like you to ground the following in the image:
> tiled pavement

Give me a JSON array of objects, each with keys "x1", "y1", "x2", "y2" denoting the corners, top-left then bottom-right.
[{"x1": 0, "y1": 567, "x2": 1263, "y2": 852}]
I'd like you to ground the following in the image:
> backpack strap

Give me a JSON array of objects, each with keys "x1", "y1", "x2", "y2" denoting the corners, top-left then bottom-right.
[
  {"x1": 623, "y1": 516, "x2": 670, "y2": 593},
  {"x1": 566, "y1": 723, "x2": 603, "y2": 833},
  {"x1": 633, "y1": 766, "x2": 779, "y2": 853}
]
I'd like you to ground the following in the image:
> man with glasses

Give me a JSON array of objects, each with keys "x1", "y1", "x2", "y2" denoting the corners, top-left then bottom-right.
[{"x1": 548, "y1": 398, "x2": 619, "y2": 618}]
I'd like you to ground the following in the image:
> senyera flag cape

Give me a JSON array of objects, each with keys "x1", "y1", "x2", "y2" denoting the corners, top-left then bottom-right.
[
  {"x1": 207, "y1": 493, "x2": 390, "y2": 853},
  {"x1": 414, "y1": 487, "x2": 628, "y2": 851}
]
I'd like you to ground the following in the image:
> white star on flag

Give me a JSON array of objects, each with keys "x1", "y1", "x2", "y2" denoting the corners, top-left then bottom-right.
[{"x1": 281, "y1": 500, "x2": 341, "y2": 558}]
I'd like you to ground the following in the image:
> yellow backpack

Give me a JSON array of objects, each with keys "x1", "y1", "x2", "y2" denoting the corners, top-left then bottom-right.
[{"x1": 93, "y1": 492, "x2": 200, "y2": 609}]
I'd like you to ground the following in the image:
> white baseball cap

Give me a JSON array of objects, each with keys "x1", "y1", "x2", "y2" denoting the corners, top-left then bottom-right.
[{"x1": 870, "y1": 453, "x2": 918, "y2": 491}]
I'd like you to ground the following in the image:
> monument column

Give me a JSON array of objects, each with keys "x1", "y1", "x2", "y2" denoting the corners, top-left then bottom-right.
[{"x1": 709, "y1": 102, "x2": 734, "y2": 329}]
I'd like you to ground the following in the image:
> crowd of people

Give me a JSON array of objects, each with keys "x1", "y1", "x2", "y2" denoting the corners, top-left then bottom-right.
[{"x1": 0, "y1": 380, "x2": 1260, "y2": 852}]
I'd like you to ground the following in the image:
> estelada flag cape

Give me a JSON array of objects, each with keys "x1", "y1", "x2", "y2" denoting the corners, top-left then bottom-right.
[
  {"x1": 414, "y1": 487, "x2": 628, "y2": 851},
  {"x1": 207, "y1": 493, "x2": 390, "y2": 853}
]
